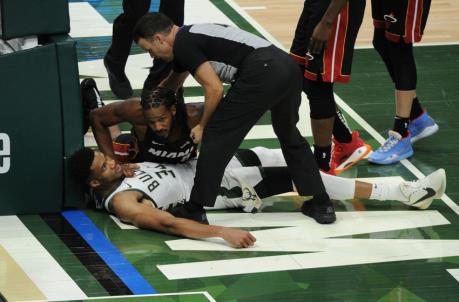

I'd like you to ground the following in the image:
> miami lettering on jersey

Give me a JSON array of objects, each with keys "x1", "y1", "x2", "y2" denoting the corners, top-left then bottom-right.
[{"x1": 146, "y1": 144, "x2": 195, "y2": 162}]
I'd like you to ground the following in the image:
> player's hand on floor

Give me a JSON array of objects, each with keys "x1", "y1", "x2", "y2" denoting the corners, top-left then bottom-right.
[
  {"x1": 190, "y1": 124, "x2": 203, "y2": 144},
  {"x1": 121, "y1": 163, "x2": 139, "y2": 177},
  {"x1": 222, "y1": 229, "x2": 256, "y2": 249}
]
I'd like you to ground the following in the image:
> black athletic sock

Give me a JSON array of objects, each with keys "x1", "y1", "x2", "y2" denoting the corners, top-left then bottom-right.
[
  {"x1": 333, "y1": 110, "x2": 353, "y2": 143},
  {"x1": 410, "y1": 97, "x2": 424, "y2": 120},
  {"x1": 393, "y1": 116, "x2": 410, "y2": 137},
  {"x1": 313, "y1": 144, "x2": 332, "y2": 171}
]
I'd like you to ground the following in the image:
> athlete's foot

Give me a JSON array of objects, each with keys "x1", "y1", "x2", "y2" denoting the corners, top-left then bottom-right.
[
  {"x1": 332, "y1": 131, "x2": 372, "y2": 174},
  {"x1": 301, "y1": 195, "x2": 336, "y2": 224},
  {"x1": 167, "y1": 203, "x2": 209, "y2": 224},
  {"x1": 368, "y1": 131, "x2": 413, "y2": 165},
  {"x1": 104, "y1": 53, "x2": 133, "y2": 99},
  {"x1": 320, "y1": 162, "x2": 337, "y2": 176},
  {"x1": 400, "y1": 169, "x2": 446, "y2": 209},
  {"x1": 408, "y1": 110, "x2": 439, "y2": 143}
]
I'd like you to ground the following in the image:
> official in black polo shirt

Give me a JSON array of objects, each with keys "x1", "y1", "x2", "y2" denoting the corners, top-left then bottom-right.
[{"x1": 133, "y1": 13, "x2": 336, "y2": 225}]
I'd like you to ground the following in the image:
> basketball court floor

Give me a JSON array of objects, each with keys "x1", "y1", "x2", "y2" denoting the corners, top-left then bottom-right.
[{"x1": 1, "y1": 1, "x2": 459, "y2": 301}]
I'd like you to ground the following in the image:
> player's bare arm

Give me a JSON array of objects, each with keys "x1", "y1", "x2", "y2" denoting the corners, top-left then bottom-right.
[
  {"x1": 309, "y1": 0, "x2": 348, "y2": 54},
  {"x1": 90, "y1": 99, "x2": 145, "y2": 157},
  {"x1": 111, "y1": 191, "x2": 256, "y2": 248},
  {"x1": 191, "y1": 61, "x2": 225, "y2": 143}
]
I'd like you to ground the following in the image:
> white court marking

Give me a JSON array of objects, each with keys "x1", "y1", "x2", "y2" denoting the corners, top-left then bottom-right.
[
  {"x1": 27, "y1": 291, "x2": 216, "y2": 302},
  {"x1": 0, "y1": 216, "x2": 87, "y2": 300},
  {"x1": 69, "y1": 3, "x2": 112, "y2": 38},
  {"x1": 447, "y1": 269, "x2": 459, "y2": 283},
  {"x1": 157, "y1": 210, "x2": 455, "y2": 279},
  {"x1": 159, "y1": 238, "x2": 459, "y2": 280}
]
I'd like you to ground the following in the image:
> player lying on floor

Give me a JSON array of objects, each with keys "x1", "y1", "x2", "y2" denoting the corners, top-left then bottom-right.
[{"x1": 68, "y1": 146, "x2": 446, "y2": 248}]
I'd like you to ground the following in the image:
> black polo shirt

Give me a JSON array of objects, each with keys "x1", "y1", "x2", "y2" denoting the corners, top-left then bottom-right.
[{"x1": 172, "y1": 23, "x2": 272, "y2": 83}]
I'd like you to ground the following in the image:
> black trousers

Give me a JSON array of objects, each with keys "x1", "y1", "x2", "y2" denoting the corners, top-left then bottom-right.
[
  {"x1": 108, "y1": 0, "x2": 184, "y2": 90},
  {"x1": 189, "y1": 46, "x2": 327, "y2": 207}
]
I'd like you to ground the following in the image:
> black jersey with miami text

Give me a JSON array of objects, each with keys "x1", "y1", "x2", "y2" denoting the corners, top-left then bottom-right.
[
  {"x1": 173, "y1": 24, "x2": 272, "y2": 83},
  {"x1": 133, "y1": 105, "x2": 198, "y2": 164}
]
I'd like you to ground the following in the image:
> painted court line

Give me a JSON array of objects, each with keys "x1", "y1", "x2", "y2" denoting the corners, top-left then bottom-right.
[
  {"x1": 159, "y1": 238, "x2": 459, "y2": 280},
  {"x1": 447, "y1": 269, "x2": 459, "y2": 283},
  {"x1": 0, "y1": 216, "x2": 86, "y2": 300},
  {"x1": 226, "y1": 0, "x2": 459, "y2": 216},
  {"x1": 62, "y1": 210, "x2": 156, "y2": 294},
  {"x1": 164, "y1": 210, "x2": 449, "y2": 250},
  {"x1": 26, "y1": 291, "x2": 216, "y2": 302}
]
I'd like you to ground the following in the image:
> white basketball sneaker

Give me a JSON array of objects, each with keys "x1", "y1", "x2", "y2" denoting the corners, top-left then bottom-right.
[{"x1": 400, "y1": 169, "x2": 446, "y2": 209}]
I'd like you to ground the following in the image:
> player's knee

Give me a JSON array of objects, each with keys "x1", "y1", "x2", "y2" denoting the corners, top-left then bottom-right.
[
  {"x1": 389, "y1": 42, "x2": 417, "y2": 90},
  {"x1": 304, "y1": 80, "x2": 336, "y2": 119},
  {"x1": 372, "y1": 28, "x2": 387, "y2": 55}
]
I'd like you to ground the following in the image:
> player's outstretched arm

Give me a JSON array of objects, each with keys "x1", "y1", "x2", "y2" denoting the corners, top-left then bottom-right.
[
  {"x1": 111, "y1": 192, "x2": 256, "y2": 248},
  {"x1": 89, "y1": 100, "x2": 144, "y2": 158}
]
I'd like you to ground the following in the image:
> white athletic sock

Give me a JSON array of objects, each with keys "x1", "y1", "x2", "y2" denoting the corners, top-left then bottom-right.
[
  {"x1": 320, "y1": 172, "x2": 356, "y2": 200},
  {"x1": 370, "y1": 182, "x2": 407, "y2": 201}
]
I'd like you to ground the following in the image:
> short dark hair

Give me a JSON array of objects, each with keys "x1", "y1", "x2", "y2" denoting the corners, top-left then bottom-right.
[
  {"x1": 141, "y1": 87, "x2": 177, "y2": 110},
  {"x1": 133, "y1": 12, "x2": 174, "y2": 43},
  {"x1": 68, "y1": 147, "x2": 95, "y2": 185}
]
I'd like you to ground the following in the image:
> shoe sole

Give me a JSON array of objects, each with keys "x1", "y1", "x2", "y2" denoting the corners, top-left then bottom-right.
[
  {"x1": 411, "y1": 123, "x2": 439, "y2": 143},
  {"x1": 368, "y1": 148, "x2": 414, "y2": 165},
  {"x1": 413, "y1": 169, "x2": 446, "y2": 209},
  {"x1": 335, "y1": 144, "x2": 372, "y2": 174}
]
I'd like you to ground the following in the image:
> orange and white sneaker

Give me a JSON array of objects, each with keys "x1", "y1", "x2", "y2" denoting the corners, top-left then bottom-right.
[
  {"x1": 332, "y1": 131, "x2": 372, "y2": 174},
  {"x1": 320, "y1": 161, "x2": 337, "y2": 176}
]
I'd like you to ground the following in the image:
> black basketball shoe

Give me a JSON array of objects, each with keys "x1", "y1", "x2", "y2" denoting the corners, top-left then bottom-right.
[
  {"x1": 80, "y1": 78, "x2": 104, "y2": 134},
  {"x1": 301, "y1": 195, "x2": 336, "y2": 224}
]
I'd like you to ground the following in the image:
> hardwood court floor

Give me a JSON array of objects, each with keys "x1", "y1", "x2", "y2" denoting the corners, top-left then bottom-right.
[{"x1": 1, "y1": 1, "x2": 458, "y2": 301}]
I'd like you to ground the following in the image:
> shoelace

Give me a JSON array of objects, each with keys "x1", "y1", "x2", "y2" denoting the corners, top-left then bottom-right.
[{"x1": 380, "y1": 135, "x2": 400, "y2": 152}]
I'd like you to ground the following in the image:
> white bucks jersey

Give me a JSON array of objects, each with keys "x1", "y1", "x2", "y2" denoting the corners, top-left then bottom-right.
[{"x1": 103, "y1": 161, "x2": 197, "y2": 212}]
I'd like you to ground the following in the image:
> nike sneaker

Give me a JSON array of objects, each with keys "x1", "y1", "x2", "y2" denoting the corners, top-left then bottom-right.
[
  {"x1": 332, "y1": 131, "x2": 372, "y2": 174},
  {"x1": 409, "y1": 111, "x2": 439, "y2": 143},
  {"x1": 368, "y1": 130, "x2": 413, "y2": 165},
  {"x1": 400, "y1": 169, "x2": 446, "y2": 209}
]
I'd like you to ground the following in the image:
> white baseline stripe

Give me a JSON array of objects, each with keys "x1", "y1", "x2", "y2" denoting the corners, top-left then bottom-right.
[
  {"x1": 26, "y1": 291, "x2": 216, "y2": 302},
  {"x1": 0, "y1": 216, "x2": 86, "y2": 300},
  {"x1": 226, "y1": 0, "x2": 459, "y2": 215}
]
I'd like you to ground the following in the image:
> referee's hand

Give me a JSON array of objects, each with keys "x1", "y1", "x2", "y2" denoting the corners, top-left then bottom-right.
[{"x1": 190, "y1": 124, "x2": 203, "y2": 144}]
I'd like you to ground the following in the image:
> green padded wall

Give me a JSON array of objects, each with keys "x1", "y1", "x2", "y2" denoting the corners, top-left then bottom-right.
[
  {"x1": 0, "y1": 45, "x2": 64, "y2": 214},
  {"x1": 43, "y1": 35, "x2": 85, "y2": 207},
  {"x1": 0, "y1": 0, "x2": 69, "y2": 39}
]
